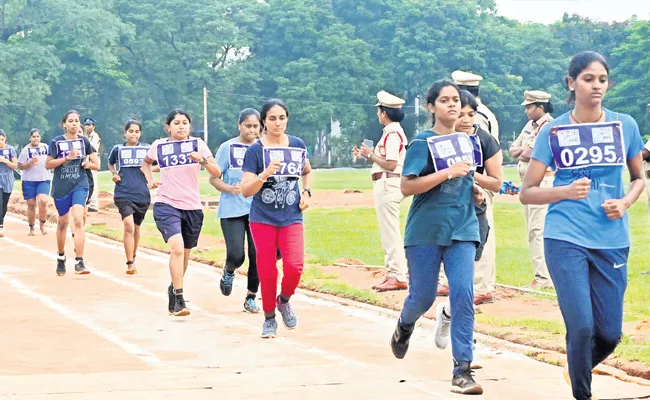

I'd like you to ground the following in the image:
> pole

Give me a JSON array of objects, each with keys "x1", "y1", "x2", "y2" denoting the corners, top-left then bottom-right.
[{"x1": 203, "y1": 86, "x2": 208, "y2": 144}]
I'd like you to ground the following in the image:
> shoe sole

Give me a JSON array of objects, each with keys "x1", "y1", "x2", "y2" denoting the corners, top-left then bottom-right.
[
  {"x1": 220, "y1": 280, "x2": 233, "y2": 296},
  {"x1": 261, "y1": 332, "x2": 277, "y2": 339},
  {"x1": 390, "y1": 339, "x2": 407, "y2": 359},
  {"x1": 450, "y1": 385, "x2": 483, "y2": 395},
  {"x1": 174, "y1": 309, "x2": 190, "y2": 317},
  {"x1": 56, "y1": 271, "x2": 66, "y2": 276},
  {"x1": 244, "y1": 307, "x2": 260, "y2": 314},
  {"x1": 75, "y1": 270, "x2": 91, "y2": 275}
]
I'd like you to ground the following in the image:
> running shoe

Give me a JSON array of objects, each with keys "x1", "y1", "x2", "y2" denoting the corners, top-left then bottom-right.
[
  {"x1": 434, "y1": 302, "x2": 451, "y2": 350},
  {"x1": 56, "y1": 255, "x2": 66, "y2": 276},
  {"x1": 173, "y1": 293, "x2": 190, "y2": 317},
  {"x1": 276, "y1": 296, "x2": 297, "y2": 329},
  {"x1": 244, "y1": 297, "x2": 260, "y2": 313},
  {"x1": 220, "y1": 270, "x2": 235, "y2": 296},
  {"x1": 74, "y1": 259, "x2": 90, "y2": 275},
  {"x1": 261, "y1": 318, "x2": 278, "y2": 338},
  {"x1": 451, "y1": 361, "x2": 483, "y2": 395}
]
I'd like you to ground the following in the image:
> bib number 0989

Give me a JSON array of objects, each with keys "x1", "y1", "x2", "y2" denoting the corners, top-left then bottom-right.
[{"x1": 560, "y1": 145, "x2": 616, "y2": 167}]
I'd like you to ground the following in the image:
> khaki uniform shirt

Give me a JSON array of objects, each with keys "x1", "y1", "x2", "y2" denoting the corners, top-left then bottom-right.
[
  {"x1": 512, "y1": 113, "x2": 554, "y2": 176},
  {"x1": 370, "y1": 122, "x2": 407, "y2": 175},
  {"x1": 476, "y1": 100, "x2": 499, "y2": 143}
]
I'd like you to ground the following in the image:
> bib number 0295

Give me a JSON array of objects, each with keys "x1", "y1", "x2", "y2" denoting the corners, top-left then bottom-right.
[{"x1": 549, "y1": 122, "x2": 625, "y2": 170}]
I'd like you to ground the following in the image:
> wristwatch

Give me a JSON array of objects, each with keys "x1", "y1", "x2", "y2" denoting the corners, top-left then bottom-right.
[
  {"x1": 200, "y1": 158, "x2": 208, "y2": 166},
  {"x1": 302, "y1": 189, "x2": 312, "y2": 197},
  {"x1": 445, "y1": 169, "x2": 453, "y2": 180},
  {"x1": 365, "y1": 153, "x2": 372, "y2": 160}
]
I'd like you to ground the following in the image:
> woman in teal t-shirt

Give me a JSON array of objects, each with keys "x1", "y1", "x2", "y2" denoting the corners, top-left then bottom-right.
[
  {"x1": 389, "y1": 79, "x2": 483, "y2": 395},
  {"x1": 521, "y1": 51, "x2": 644, "y2": 400}
]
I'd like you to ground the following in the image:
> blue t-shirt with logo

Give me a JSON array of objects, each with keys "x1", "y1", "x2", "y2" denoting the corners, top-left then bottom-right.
[
  {"x1": 108, "y1": 143, "x2": 151, "y2": 205},
  {"x1": 531, "y1": 109, "x2": 644, "y2": 249},
  {"x1": 241, "y1": 135, "x2": 307, "y2": 227},
  {"x1": 215, "y1": 137, "x2": 255, "y2": 219},
  {"x1": 402, "y1": 130, "x2": 479, "y2": 247},
  {"x1": 48, "y1": 135, "x2": 95, "y2": 198}
]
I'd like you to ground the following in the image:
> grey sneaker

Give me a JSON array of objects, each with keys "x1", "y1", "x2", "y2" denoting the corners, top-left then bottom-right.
[
  {"x1": 261, "y1": 318, "x2": 278, "y2": 338},
  {"x1": 276, "y1": 296, "x2": 297, "y2": 329},
  {"x1": 435, "y1": 302, "x2": 451, "y2": 350},
  {"x1": 56, "y1": 255, "x2": 66, "y2": 276},
  {"x1": 451, "y1": 361, "x2": 483, "y2": 395},
  {"x1": 220, "y1": 270, "x2": 235, "y2": 296},
  {"x1": 74, "y1": 260, "x2": 90, "y2": 275},
  {"x1": 244, "y1": 297, "x2": 260, "y2": 313}
]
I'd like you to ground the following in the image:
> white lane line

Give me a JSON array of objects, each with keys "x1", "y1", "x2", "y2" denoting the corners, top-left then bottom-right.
[
  {"x1": 3, "y1": 234, "x2": 366, "y2": 367},
  {"x1": 0, "y1": 270, "x2": 163, "y2": 369}
]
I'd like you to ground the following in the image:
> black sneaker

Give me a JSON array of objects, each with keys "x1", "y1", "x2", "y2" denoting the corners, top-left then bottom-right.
[
  {"x1": 451, "y1": 361, "x2": 483, "y2": 395},
  {"x1": 173, "y1": 293, "x2": 190, "y2": 317},
  {"x1": 390, "y1": 321, "x2": 414, "y2": 359},
  {"x1": 167, "y1": 284, "x2": 174, "y2": 314},
  {"x1": 220, "y1": 270, "x2": 235, "y2": 296},
  {"x1": 74, "y1": 260, "x2": 90, "y2": 275},
  {"x1": 56, "y1": 255, "x2": 66, "y2": 276}
]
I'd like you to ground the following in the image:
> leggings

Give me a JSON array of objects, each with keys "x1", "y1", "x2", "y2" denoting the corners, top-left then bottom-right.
[
  {"x1": 0, "y1": 191, "x2": 11, "y2": 225},
  {"x1": 220, "y1": 215, "x2": 259, "y2": 293}
]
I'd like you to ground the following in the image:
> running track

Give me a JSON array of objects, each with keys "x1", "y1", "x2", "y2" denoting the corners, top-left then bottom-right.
[{"x1": 0, "y1": 215, "x2": 648, "y2": 399}]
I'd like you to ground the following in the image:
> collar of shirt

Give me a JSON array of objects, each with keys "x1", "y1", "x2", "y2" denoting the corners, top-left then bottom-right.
[
  {"x1": 533, "y1": 113, "x2": 552, "y2": 128},
  {"x1": 383, "y1": 121, "x2": 402, "y2": 133}
]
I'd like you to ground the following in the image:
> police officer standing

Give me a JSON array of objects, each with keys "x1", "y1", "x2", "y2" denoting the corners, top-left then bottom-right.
[
  {"x1": 83, "y1": 118, "x2": 102, "y2": 212},
  {"x1": 353, "y1": 91, "x2": 408, "y2": 292},
  {"x1": 509, "y1": 90, "x2": 554, "y2": 289},
  {"x1": 452, "y1": 71, "x2": 500, "y2": 142}
]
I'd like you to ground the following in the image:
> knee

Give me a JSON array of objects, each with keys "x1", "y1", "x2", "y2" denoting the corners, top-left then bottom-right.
[
  {"x1": 226, "y1": 250, "x2": 245, "y2": 268},
  {"x1": 596, "y1": 330, "x2": 622, "y2": 352},
  {"x1": 570, "y1": 323, "x2": 594, "y2": 344},
  {"x1": 72, "y1": 218, "x2": 84, "y2": 230},
  {"x1": 38, "y1": 199, "x2": 48, "y2": 208},
  {"x1": 57, "y1": 220, "x2": 68, "y2": 231},
  {"x1": 406, "y1": 292, "x2": 436, "y2": 314},
  {"x1": 169, "y1": 242, "x2": 184, "y2": 258},
  {"x1": 123, "y1": 222, "x2": 135, "y2": 235}
]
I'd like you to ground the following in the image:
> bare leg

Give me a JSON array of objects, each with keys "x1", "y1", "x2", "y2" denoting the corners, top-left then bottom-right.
[
  {"x1": 123, "y1": 215, "x2": 136, "y2": 272},
  {"x1": 168, "y1": 235, "x2": 185, "y2": 290},
  {"x1": 38, "y1": 194, "x2": 49, "y2": 235},
  {"x1": 26, "y1": 199, "x2": 36, "y2": 236},
  {"x1": 56, "y1": 214, "x2": 70, "y2": 254}
]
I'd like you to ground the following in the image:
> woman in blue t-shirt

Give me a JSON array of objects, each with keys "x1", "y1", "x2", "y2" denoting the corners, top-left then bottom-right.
[
  {"x1": 18, "y1": 128, "x2": 51, "y2": 236},
  {"x1": 520, "y1": 51, "x2": 645, "y2": 400},
  {"x1": 108, "y1": 119, "x2": 157, "y2": 275},
  {"x1": 241, "y1": 99, "x2": 313, "y2": 339},
  {"x1": 390, "y1": 80, "x2": 483, "y2": 395},
  {"x1": 210, "y1": 108, "x2": 262, "y2": 313},
  {"x1": 46, "y1": 110, "x2": 100, "y2": 276},
  {"x1": 0, "y1": 129, "x2": 18, "y2": 238}
]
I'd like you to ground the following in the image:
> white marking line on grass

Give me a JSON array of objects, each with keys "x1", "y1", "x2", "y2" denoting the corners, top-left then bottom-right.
[
  {"x1": 3, "y1": 232, "x2": 366, "y2": 368},
  {"x1": 0, "y1": 269, "x2": 163, "y2": 369}
]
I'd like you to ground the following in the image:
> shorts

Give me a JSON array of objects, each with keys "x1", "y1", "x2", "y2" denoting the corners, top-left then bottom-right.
[
  {"x1": 474, "y1": 206, "x2": 490, "y2": 262},
  {"x1": 54, "y1": 188, "x2": 89, "y2": 216},
  {"x1": 22, "y1": 180, "x2": 51, "y2": 201},
  {"x1": 114, "y1": 198, "x2": 150, "y2": 226},
  {"x1": 153, "y1": 202, "x2": 204, "y2": 249}
]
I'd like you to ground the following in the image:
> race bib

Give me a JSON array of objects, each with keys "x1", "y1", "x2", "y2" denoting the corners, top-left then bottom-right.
[
  {"x1": 263, "y1": 147, "x2": 306, "y2": 178},
  {"x1": 157, "y1": 139, "x2": 198, "y2": 169},
  {"x1": 0, "y1": 148, "x2": 11, "y2": 159},
  {"x1": 118, "y1": 146, "x2": 149, "y2": 168},
  {"x1": 469, "y1": 135, "x2": 483, "y2": 168},
  {"x1": 27, "y1": 146, "x2": 48, "y2": 159},
  {"x1": 56, "y1": 139, "x2": 86, "y2": 159},
  {"x1": 426, "y1": 133, "x2": 475, "y2": 172},
  {"x1": 549, "y1": 122, "x2": 625, "y2": 169},
  {"x1": 229, "y1": 143, "x2": 249, "y2": 169}
]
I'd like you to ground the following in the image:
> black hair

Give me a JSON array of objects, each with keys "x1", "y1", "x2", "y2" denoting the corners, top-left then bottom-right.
[
  {"x1": 260, "y1": 99, "x2": 289, "y2": 129},
  {"x1": 61, "y1": 110, "x2": 80, "y2": 125},
  {"x1": 459, "y1": 90, "x2": 479, "y2": 111},
  {"x1": 0, "y1": 129, "x2": 6, "y2": 138},
  {"x1": 378, "y1": 105, "x2": 405, "y2": 123},
  {"x1": 565, "y1": 51, "x2": 610, "y2": 104},
  {"x1": 124, "y1": 118, "x2": 142, "y2": 132},
  {"x1": 238, "y1": 108, "x2": 261, "y2": 124},
  {"x1": 458, "y1": 85, "x2": 479, "y2": 98},
  {"x1": 530, "y1": 101, "x2": 554, "y2": 114},
  {"x1": 426, "y1": 79, "x2": 461, "y2": 125},
  {"x1": 29, "y1": 128, "x2": 40, "y2": 137},
  {"x1": 166, "y1": 108, "x2": 192, "y2": 125}
]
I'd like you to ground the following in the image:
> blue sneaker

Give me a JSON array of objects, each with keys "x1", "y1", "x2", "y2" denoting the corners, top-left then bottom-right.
[
  {"x1": 220, "y1": 271, "x2": 235, "y2": 296},
  {"x1": 276, "y1": 296, "x2": 297, "y2": 329},
  {"x1": 244, "y1": 297, "x2": 260, "y2": 313},
  {"x1": 261, "y1": 318, "x2": 278, "y2": 338}
]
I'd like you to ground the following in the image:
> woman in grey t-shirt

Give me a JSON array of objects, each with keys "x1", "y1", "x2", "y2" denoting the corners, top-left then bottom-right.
[{"x1": 18, "y1": 128, "x2": 52, "y2": 236}]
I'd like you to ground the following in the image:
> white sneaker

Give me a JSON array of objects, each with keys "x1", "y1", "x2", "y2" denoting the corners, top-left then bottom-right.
[{"x1": 434, "y1": 302, "x2": 451, "y2": 349}]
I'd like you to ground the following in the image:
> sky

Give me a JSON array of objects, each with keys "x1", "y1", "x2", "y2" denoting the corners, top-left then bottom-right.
[{"x1": 495, "y1": 0, "x2": 650, "y2": 24}]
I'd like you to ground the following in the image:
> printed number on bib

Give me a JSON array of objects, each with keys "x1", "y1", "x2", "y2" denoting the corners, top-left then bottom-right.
[
  {"x1": 549, "y1": 122, "x2": 625, "y2": 170},
  {"x1": 263, "y1": 147, "x2": 306, "y2": 178},
  {"x1": 56, "y1": 139, "x2": 86, "y2": 160},
  {"x1": 426, "y1": 133, "x2": 476, "y2": 172},
  {"x1": 27, "y1": 146, "x2": 47, "y2": 159},
  {"x1": 119, "y1": 146, "x2": 149, "y2": 168},
  {"x1": 157, "y1": 139, "x2": 198, "y2": 169},
  {"x1": 229, "y1": 143, "x2": 249, "y2": 170}
]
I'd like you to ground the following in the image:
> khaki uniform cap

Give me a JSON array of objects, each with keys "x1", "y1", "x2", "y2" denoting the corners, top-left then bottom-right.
[
  {"x1": 521, "y1": 90, "x2": 552, "y2": 106},
  {"x1": 375, "y1": 91, "x2": 405, "y2": 109},
  {"x1": 451, "y1": 70, "x2": 483, "y2": 87}
]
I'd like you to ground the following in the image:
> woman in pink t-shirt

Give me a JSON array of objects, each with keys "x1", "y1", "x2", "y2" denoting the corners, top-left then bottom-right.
[{"x1": 142, "y1": 109, "x2": 222, "y2": 316}]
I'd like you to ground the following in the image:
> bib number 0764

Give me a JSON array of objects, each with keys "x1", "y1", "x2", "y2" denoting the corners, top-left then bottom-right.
[{"x1": 560, "y1": 145, "x2": 617, "y2": 167}]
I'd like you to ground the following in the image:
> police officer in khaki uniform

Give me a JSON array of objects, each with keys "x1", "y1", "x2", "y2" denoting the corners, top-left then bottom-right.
[
  {"x1": 642, "y1": 103, "x2": 650, "y2": 275},
  {"x1": 452, "y1": 71, "x2": 500, "y2": 142},
  {"x1": 353, "y1": 91, "x2": 408, "y2": 292},
  {"x1": 509, "y1": 90, "x2": 554, "y2": 289}
]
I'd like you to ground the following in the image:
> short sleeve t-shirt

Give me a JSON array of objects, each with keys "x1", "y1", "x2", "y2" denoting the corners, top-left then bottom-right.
[
  {"x1": 0, "y1": 145, "x2": 17, "y2": 193},
  {"x1": 402, "y1": 130, "x2": 479, "y2": 247},
  {"x1": 473, "y1": 127, "x2": 501, "y2": 175},
  {"x1": 215, "y1": 137, "x2": 254, "y2": 219},
  {"x1": 146, "y1": 137, "x2": 213, "y2": 210},
  {"x1": 49, "y1": 135, "x2": 95, "y2": 198},
  {"x1": 108, "y1": 143, "x2": 152, "y2": 204},
  {"x1": 531, "y1": 109, "x2": 644, "y2": 249},
  {"x1": 242, "y1": 135, "x2": 307, "y2": 227},
  {"x1": 18, "y1": 144, "x2": 51, "y2": 182}
]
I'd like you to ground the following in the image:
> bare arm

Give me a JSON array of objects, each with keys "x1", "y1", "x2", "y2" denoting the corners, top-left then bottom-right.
[
  {"x1": 209, "y1": 175, "x2": 237, "y2": 195},
  {"x1": 475, "y1": 152, "x2": 503, "y2": 192},
  {"x1": 641, "y1": 148, "x2": 650, "y2": 162},
  {"x1": 1, "y1": 156, "x2": 19, "y2": 170},
  {"x1": 620, "y1": 153, "x2": 645, "y2": 208},
  {"x1": 201, "y1": 156, "x2": 222, "y2": 178},
  {"x1": 368, "y1": 154, "x2": 398, "y2": 172},
  {"x1": 46, "y1": 154, "x2": 71, "y2": 169},
  {"x1": 401, "y1": 161, "x2": 471, "y2": 197},
  {"x1": 82, "y1": 153, "x2": 100, "y2": 171},
  {"x1": 518, "y1": 147, "x2": 533, "y2": 162},
  {"x1": 519, "y1": 159, "x2": 590, "y2": 205},
  {"x1": 141, "y1": 156, "x2": 160, "y2": 188},
  {"x1": 301, "y1": 159, "x2": 313, "y2": 190}
]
